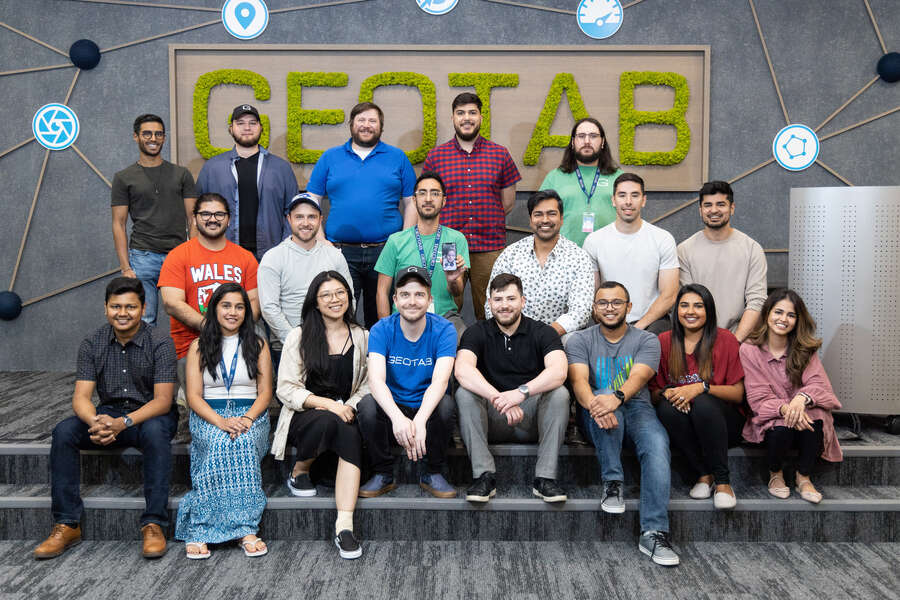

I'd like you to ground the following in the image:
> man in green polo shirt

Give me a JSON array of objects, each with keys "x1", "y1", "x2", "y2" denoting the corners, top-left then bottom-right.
[{"x1": 375, "y1": 171, "x2": 469, "y2": 339}]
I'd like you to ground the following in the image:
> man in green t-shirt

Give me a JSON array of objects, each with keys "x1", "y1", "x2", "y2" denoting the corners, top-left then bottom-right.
[
  {"x1": 539, "y1": 117, "x2": 623, "y2": 247},
  {"x1": 375, "y1": 171, "x2": 469, "y2": 338}
]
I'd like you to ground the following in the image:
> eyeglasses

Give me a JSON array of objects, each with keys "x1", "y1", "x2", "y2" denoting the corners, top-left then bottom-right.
[
  {"x1": 140, "y1": 131, "x2": 165, "y2": 140},
  {"x1": 574, "y1": 133, "x2": 602, "y2": 141},
  {"x1": 318, "y1": 289, "x2": 348, "y2": 301},
  {"x1": 197, "y1": 211, "x2": 228, "y2": 221},
  {"x1": 415, "y1": 190, "x2": 444, "y2": 198},
  {"x1": 594, "y1": 299, "x2": 626, "y2": 308}
]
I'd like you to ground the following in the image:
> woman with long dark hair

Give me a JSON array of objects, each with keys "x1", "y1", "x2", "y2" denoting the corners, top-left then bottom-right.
[
  {"x1": 271, "y1": 271, "x2": 368, "y2": 560},
  {"x1": 740, "y1": 289, "x2": 842, "y2": 503},
  {"x1": 652, "y1": 284, "x2": 746, "y2": 509},
  {"x1": 175, "y1": 283, "x2": 272, "y2": 559}
]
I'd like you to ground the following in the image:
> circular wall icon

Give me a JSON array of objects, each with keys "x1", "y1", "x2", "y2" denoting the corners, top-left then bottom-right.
[
  {"x1": 772, "y1": 124, "x2": 819, "y2": 171},
  {"x1": 32, "y1": 103, "x2": 79, "y2": 150},
  {"x1": 577, "y1": 0, "x2": 624, "y2": 39},
  {"x1": 417, "y1": 0, "x2": 459, "y2": 15},
  {"x1": 222, "y1": 0, "x2": 269, "y2": 40}
]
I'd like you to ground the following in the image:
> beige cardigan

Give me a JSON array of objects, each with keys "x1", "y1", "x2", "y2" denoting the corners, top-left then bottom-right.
[{"x1": 271, "y1": 324, "x2": 369, "y2": 461}]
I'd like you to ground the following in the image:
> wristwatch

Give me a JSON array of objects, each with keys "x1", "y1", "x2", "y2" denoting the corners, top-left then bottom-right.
[
  {"x1": 613, "y1": 389, "x2": 625, "y2": 403},
  {"x1": 702, "y1": 380, "x2": 710, "y2": 394},
  {"x1": 122, "y1": 415, "x2": 134, "y2": 428},
  {"x1": 517, "y1": 384, "x2": 530, "y2": 398}
]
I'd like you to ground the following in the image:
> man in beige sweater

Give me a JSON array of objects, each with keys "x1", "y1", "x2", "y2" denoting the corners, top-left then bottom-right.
[{"x1": 677, "y1": 181, "x2": 767, "y2": 341}]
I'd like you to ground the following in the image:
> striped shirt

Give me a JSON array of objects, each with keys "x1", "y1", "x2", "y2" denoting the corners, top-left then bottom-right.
[{"x1": 423, "y1": 136, "x2": 521, "y2": 252}]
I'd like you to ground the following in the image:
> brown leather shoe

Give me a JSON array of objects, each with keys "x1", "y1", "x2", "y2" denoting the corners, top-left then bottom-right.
[
  {"x1": 141, "y1": 523, "x2": 167, "y2": 558},
  {"x1": 34, "y1": 523, "x2": 82, "y2": 559}
]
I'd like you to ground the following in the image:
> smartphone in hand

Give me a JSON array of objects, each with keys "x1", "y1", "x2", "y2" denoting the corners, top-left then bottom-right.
[{"x1": 441, "y1": 242, "x2": 457, "y2": 271}]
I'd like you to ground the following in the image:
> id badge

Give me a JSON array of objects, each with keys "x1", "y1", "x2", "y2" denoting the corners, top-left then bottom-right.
[
  {"x1": 582, "y1": 212, "x2": 595, "y2": 233},
  {"x1": 428, "y1": 301, "x2": 435, "y2": 314}
]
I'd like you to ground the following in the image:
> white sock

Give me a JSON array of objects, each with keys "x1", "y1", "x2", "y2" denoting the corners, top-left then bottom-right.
[{"x1": 335, "y1": 511, "x2": 354, "y2": 535}]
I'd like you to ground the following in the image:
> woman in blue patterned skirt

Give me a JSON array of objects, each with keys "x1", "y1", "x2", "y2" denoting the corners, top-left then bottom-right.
[{"x1": 175, "y1": 283, "x2": 272, "y2": 559}]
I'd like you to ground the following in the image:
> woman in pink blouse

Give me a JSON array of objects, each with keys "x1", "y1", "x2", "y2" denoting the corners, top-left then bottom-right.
[{"x1": 740, "y1": 289, "x2": 842, "y2": 503}]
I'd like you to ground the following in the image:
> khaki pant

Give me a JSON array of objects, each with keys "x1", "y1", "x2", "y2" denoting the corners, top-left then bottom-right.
[{"x1": 454, "y1": 249, "x2": 502, "y2": 320}]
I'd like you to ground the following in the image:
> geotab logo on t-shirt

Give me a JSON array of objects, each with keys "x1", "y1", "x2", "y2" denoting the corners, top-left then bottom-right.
[{"x1": 387, "y1": 355, "x2": 434, "y2": 367}]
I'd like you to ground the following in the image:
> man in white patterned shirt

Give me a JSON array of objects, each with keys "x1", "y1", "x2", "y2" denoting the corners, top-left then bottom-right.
[{"x1": 485, "y1": 190, "x2": 594, "y2": 338}]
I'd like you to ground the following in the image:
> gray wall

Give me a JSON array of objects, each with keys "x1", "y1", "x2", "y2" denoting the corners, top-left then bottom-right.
[{"x1": 1, "y1": 0, "x2": 898, "y2": 370}]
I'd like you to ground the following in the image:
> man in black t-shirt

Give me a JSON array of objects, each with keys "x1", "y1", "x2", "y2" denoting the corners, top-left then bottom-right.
[
  {"x1": 454, "y1": 273, "x2": 570, "y2": 504},
  {"x1": 111, "y1": 114, "x2": 197, "y2": 326}
]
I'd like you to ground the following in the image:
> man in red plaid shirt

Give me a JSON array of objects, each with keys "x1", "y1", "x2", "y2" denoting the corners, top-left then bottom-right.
[{"x1": 423, "y1": 93, "x2": 521, "y2": 319}]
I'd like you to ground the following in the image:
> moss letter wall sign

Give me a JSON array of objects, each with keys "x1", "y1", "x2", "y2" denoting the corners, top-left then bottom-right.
[
  {"x1": 447, "y1": 73, "x2": 519, "y2": 139},
  {"x1": 618, "y1": 71, "x2": 691, "y2": 165},
  {"x1": 286, "y1": 72, "x2": 349, "y2": 164},
  {"x1": 523, "y1": 74, "x2": 589, "y2": 166},
  {"x1": 193, "y1": 69, "x2": 271, "y2": 158},
  {"x1": 359, "y1": 72, "x2": 436, "y2": 164}
]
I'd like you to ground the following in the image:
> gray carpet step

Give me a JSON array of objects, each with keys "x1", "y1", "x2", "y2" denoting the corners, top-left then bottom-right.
[
  {"x1": 3, "y1": 441, "x2": 899, "y2": 488},
  {"x1": 3, "y1": 483, "x2": 898, "y2": 542}
]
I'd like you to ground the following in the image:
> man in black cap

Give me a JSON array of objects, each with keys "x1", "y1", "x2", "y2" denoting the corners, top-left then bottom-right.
[
  {"x1": 356, "y1": 266, "x2": 458, "y2": 498},
  {"x1": 196, "y1": 104, "x2": 299, "y2": 260}
]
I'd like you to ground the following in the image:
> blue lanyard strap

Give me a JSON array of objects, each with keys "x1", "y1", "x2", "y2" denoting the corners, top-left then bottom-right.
[
  {"x1": 574, "y1": 167, "x2": 602, "y2": 204},
  {"x1": 219, "y1": 340, "x2": 241, "y2": 392},
  {"x1": 414, "y1": 225, "x2": 442, "y2": 276}
]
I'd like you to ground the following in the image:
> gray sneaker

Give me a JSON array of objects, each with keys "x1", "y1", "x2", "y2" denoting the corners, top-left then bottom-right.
[
  {"x1": 600, "y1": 480, "x2": 625, "y2": 514},
  {"x1": 639, "y1": 530, "x2": 680, "y2": 566}
]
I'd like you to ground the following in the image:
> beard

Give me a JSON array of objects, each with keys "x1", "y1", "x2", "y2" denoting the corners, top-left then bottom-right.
[
  {"x1": 703, "y1": 215, "x2": 730, "y2": 229},
  {"x1": 595, "y1": 312, "x2": 627, "y2": 328},
  {"x1": 232, "y1": 131, "x2": 261, "y2": 149},
  {"x1": 351, "y1": 128, "x2": 380, "y2": 148},
  {"x1": 576, "y1": 147, "x2": 601, "y2": 164},
  {"x1": 455, "y1": 123, "x2": 481, "y2": 142}
]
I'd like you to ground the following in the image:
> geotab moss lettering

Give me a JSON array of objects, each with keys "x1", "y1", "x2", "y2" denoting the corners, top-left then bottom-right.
[
  {"x1": 193, "y1": 69, "x2": 271, "y2": 158},
  {"x1": 618, "y1": 71, "x2": 691, "y2": 166}
]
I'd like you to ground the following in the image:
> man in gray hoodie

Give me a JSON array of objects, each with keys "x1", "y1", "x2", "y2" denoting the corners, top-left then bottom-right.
[{"x1": 258, "y1": 192, "x2": 352, "y2": 364}]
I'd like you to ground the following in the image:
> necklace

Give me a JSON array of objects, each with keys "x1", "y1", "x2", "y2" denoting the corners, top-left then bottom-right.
[{"x1": 139, "y1": 162, "x2": 163, "y2": 195}]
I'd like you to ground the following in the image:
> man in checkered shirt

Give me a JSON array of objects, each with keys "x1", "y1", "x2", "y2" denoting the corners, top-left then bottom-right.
[{"x1": 423, "y1": 93, "x2": 521, "y2": 320}]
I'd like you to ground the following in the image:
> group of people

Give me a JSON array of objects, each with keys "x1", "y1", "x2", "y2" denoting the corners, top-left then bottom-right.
[{"x1": 33, "y1": 94, "x2": 842, "y2": 569}]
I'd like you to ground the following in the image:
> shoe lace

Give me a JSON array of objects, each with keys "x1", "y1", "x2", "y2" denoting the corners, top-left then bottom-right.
[
  {"x1": 604, "y1": 481, "x2": 621, "y2": 500},
  {"x1": 50, "y1": 524, "x2": 70, "y2": 538},
  {"x1": 648, "y1": 531, "x2": 673, "y2": 551}
]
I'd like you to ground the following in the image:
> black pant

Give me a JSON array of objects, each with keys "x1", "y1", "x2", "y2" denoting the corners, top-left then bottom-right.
[
  {"x1": 765, "y1": 420, "x2": 824, "y2": 476},
  {"x1": 356, "y1": 393, "x2": 456, "y2": 476},
  {"x1": 338, "y1": 244, "x2": 382, "y2": 329},
  {"x1": 656, "y1": 393, "x2": 745, "y2": 484}
]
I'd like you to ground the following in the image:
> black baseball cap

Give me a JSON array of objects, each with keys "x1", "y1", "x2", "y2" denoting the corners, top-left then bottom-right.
[
  {"x1": 285, "y1": 191, "x2": 321, "y2": 214},
  {"x1": 231, "y1": 104, "x2": 260, "y2": 122},
  {"x1": 395, "y1": 265, "x2": 431, "y2": 288}
]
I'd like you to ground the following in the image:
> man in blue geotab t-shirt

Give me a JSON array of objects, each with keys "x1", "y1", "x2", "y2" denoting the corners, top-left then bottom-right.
[{"x1": 357, "y1": 266, "x2": 458, "y2": 499}]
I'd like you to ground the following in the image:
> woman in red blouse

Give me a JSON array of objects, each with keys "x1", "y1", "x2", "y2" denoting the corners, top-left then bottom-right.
[
  {"x1": 740, "y1": 289, "x2": 842, "y2": 504},
  {"x1": 652, "y1": 284, "x2": 746, "y2": 510}
]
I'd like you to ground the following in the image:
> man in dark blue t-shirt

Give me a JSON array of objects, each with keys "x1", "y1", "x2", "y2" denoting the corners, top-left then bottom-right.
[{"x1": 357, "y1": 266, "x2": 457, "y2": 498}]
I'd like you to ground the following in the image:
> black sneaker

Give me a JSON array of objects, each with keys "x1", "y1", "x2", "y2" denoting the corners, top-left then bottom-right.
[
  {"x1": 334, "y1": 529, "x2": 362, "y2": 560},
  {"x1": 465, "y1": 472, "x2": 496, "y2": 503},
  {"x1": 287, "y1": 473, "x2": 316, "y2": 497},
  {"x1": 532, "y1": 477, "x2": 567, "y2": 503}
]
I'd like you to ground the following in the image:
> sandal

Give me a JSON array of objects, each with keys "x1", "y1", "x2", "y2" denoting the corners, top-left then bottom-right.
[
  {"x1": 796, "y1": 479, "x2": 823, "y2": 504},
  {"x1": 239, "y1": 535, "x2": 268, "y2": 557},
  {"x1": 767, "y1": 472, "x2": 790, "y2": 499},
  {"x1": 185, "y1": 542, "x2": 210, "y2": 560}
]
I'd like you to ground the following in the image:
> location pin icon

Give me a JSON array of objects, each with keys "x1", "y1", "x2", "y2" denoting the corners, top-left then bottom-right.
[{"x1": 234, "y1": 2, "x2": 256, "y2": 29}]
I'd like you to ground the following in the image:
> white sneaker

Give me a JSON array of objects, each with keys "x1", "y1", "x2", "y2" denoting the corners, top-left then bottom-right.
[
  {"x1": 713, "y1": 490, "x2": 737, "y2": 510},
  {"x1": 689, "y1": 481, "x2": 712, "y2": 499}
]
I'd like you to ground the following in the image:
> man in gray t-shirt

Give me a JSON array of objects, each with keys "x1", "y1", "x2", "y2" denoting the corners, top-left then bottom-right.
[
  {"x1": 567, "y1": 281, "x2": 680, "y2": 567},
  {"x1": 111, "y1": 114, "x2": 197, "y2": 326}
]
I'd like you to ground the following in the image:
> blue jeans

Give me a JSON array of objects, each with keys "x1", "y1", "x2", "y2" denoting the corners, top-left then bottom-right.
[
  {"x1": 128, "y1": 248, "x2": 166, "y2": 326},
  {"x1": 337, "y1": 244, "x2": 383, "y2": 329},
  {"x1": 50, "y1": 405, "x2": 177, "y2": 527},
  {"x1": 578, "y1": 400, "x2": 671, "y2": 532}
]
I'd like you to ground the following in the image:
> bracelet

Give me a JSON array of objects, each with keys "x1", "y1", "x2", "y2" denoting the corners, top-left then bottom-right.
[{"x1": 240, "y1": 415, "x2": 254, "y2": 424}]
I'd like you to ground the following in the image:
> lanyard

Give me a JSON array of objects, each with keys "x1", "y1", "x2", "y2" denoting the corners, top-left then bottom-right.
[
  {"x1": 219, "y1": 340, "x2": 241, "y2": 392},
  {"x1": 414, "y1": 225, "x2": 442, "y2": 276},
  {"x1": 574, "y1": 167, "x2": 602, "y2": 204}
]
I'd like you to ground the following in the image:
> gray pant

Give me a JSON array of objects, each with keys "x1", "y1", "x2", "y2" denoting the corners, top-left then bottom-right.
[{"x1": 455, "y1": 386, "x2": 570, "y2": 480}]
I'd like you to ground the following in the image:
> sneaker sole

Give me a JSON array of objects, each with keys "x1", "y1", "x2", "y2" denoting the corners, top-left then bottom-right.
[
  {"x1": 465, "y1": 489, "x2": 496, "y2": 503},
  {"x1": 532, "y1": 489, "x2": 567, "y2": 503},
  {"x1": 639, "y1": 543, "x2": 680, "y2": 566},
  {"x1": 287, "y1": 479, "x2": 317, "y2": 497},
  {"x1": 334, "y1": 537, "x2": 363, "y2": 560},
  {"x1": 420, "y1": 482, "x2": 456, "y2": 498},
  {"x1": 358, "y1": 483, "x2": 397, "y2": 498},
  {"x1": 600, "y1": 502, "x2": 626, "y2": 514}
]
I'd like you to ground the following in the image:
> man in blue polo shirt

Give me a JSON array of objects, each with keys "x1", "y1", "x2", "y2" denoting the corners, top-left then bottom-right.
[
  {"x1": 307, "y1": 102, "x2": 417, "y2": 328},
  {"x1": 356, "y1": 266, "x2": 457, "y2": 498}
]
